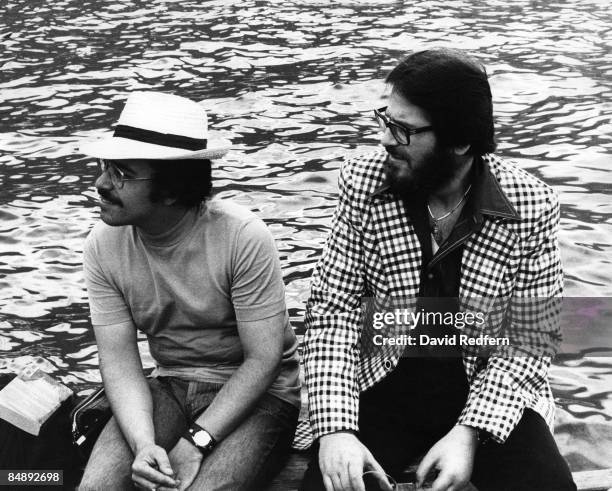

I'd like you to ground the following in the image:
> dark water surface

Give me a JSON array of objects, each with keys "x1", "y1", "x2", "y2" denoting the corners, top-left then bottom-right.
[{"x1": 1, "y1": 0, "x2": 611, "y2": 471}]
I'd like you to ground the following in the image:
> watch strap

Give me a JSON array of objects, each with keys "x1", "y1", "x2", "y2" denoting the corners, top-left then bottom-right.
[{"x1": 184, "y1": 423, "x2": 216, "y2": 454}]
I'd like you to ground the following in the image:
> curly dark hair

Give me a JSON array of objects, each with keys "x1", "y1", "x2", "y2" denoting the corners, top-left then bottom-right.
[
  {"x1": 386, "y1": 48, "x2": 496, "y2": 156},
  {"x1": 148, "y1": 159, "x2": 213, "y2": 208}
]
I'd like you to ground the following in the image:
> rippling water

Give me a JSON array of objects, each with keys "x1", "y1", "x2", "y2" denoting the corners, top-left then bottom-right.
[{"x1": 1, "y1": 0, "x2": 611, "y2": 471}]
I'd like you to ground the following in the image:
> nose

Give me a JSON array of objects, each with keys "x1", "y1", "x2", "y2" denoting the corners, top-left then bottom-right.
[
  {"x1": 95, "y1": 168, "x2": 113, "y2": 190},
  {"x1": 380, "y1": 126, "x2": 398, "y2": 147}
]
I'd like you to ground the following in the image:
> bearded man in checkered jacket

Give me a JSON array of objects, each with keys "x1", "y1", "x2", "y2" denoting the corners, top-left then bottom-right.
[{"x1": 299, "y1": 49, "x2": 576, "y2": 491}]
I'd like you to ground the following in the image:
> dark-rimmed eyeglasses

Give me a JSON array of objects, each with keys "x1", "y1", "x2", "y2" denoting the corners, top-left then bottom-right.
[
  {"x1": 373, "y1": 106, "x2": 433, "y2": 145},
  {"x1": 97, "y1": 159, "x2": 153, "y2": 189}
]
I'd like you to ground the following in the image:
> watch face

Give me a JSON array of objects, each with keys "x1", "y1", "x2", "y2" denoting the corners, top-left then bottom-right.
[{"x1": 193, "y1": 429, "x2": 213, "y2": 448}]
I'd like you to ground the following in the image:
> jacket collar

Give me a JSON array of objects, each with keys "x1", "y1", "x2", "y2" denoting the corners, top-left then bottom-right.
[
  {"x1": 370, "y1": 154, "x2": 520, "y2": 221},
  {"x1": 474, "y1": 156, "x2": 520, "y2": 220}
]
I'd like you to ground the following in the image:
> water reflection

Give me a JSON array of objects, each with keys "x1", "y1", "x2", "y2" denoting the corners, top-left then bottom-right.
[{"x1": 1, "y1": 0, "x2": 611, "y2": 468}]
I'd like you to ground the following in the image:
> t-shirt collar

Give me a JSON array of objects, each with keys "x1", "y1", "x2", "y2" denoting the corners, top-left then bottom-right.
[{"x1": 136, "y1": 205, "x2": 200, "y2": 248}]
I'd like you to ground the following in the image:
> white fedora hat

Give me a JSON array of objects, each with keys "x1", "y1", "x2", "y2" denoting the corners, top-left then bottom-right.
[{"x1": 79, "y1": 91, "x2": 231, "y2": 160}]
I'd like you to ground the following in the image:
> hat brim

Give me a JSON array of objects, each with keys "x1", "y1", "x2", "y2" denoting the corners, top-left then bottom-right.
[{"x1": 79, "y1": 137, "x2": 230, "y2": 161}]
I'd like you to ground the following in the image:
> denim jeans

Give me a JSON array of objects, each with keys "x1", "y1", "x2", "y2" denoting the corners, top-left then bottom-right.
[{"x1": 79, "y1": 376, "x2": 298, "y2": 491}]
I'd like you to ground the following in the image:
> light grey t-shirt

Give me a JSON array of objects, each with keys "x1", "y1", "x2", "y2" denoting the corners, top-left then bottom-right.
[{"x1": 83, "y1": 199, "x2": 300, "y2": 408}]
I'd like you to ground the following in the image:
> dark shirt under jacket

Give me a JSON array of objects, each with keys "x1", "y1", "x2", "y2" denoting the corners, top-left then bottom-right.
[{"x1": 392, "y1": 158, "x2": 490, "y2": 396}]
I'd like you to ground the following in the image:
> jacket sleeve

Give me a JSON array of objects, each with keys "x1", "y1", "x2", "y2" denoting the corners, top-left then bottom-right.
[
  {"x1": 303, "y1": 159, "x2": 365, "y2": 440},
  {"x1": 457, "y1": 190, "x2": 563, "y2": 443}
]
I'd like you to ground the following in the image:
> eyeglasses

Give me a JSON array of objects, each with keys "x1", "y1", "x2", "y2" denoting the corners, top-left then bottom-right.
[
  {"x1": 373, "y1": 106, "x2": 433, "y2": 145},
  {"x1": 97, "y1": 159, "x2": 153, "y2": 189}
]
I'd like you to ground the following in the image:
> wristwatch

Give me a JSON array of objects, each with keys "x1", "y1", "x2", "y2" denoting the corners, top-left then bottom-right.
[{"x1": 184, "y1": 423, "x2": 216, "y2": 455}]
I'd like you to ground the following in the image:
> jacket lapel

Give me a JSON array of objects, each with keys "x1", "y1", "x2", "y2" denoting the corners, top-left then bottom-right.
[{"x1": 460, "y1": 155, "x2": 522, "y2": 303}]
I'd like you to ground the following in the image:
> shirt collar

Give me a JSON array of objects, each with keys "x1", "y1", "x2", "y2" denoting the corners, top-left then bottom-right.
[
  {"x1": 370, "y1": 155, "x2": 520, "y2": 221},
  {"x1": 371, "y1": 181, "x2": 391, "y2": 198}
]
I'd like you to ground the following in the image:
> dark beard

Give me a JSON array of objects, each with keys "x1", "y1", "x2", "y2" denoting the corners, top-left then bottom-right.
[{"x1": 384, "y1": 145, "x2": 457, "y2": 201}]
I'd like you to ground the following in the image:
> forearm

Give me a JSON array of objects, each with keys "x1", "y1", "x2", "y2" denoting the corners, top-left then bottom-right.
[
  {"x1": 194, "y1": 356, "x2": 280, "y2": 441},
  {"x1": 99, "y1": 344, "x2": 155, "y2": 453}
]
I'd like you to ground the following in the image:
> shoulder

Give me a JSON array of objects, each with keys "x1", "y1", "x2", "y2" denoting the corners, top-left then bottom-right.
[
  {"x1": 204, "y1": 198, "x2": 272, "y2": 241},
  {"x1": 340, "y1": 147, "x2": 387, "y2": 202},
  {"x1": 485, "y1": 154, "x2": 559, "y2": 223},
  {"x1": 83, "y1": 222, "x2": 133, "y2": 281},
  {"x1": 205, "y1": 198, "x2": 263, "y2": 227},
  {"x1": 204, "y1": 199, "x2": 279, "y2": 268},
  {"x1": 84, "y1": 221, "x2": 130, "y2": 257}
]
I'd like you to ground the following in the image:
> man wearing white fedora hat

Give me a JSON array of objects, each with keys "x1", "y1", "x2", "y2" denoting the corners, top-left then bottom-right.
[{"x1": 78, "y1": 91, "x2": 300, "y2": 491}]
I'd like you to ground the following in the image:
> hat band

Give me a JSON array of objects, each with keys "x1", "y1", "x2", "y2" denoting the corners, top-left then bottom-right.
[{"x1": 114, "y1": 125, "x2": 207, "y2": 151}]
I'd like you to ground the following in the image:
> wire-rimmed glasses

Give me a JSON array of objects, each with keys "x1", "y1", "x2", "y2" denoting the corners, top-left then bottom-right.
[{"x1": 96, "y1": 159, "x2": 153, "y2": 189}]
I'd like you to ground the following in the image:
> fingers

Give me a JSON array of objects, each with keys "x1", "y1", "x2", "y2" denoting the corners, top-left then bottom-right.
[
  {"x1": 347, "y1": 461, "x2": 366, "y2": 491},
  {"x1": 416, "y1": 450, "x2": 437, "y2": 487},
  {"x1": 430, "y1": 472, "x2": 454, "y2": 491},
  {"x1": 153, "y1": 447, "x2": 176, "y2": 478},
  {"x1": 430, "y1": 468, "x2": 473, "y2": 491},
  {"x1": 318, "y1": 433, "x2": 377, "y2": 491},
  {"x1": 132, "y1": 474, "x2": 178, "y2": 491},
  {"x1": 132, "y1": 446, "x2": 178, "y2": 489},
  {"x1": 132, "y1": 464, "x2": 177, "y2": 488},
  {"x1": 133, "y1": 474, "x2": 174, "y2": 491},
  {"x1": 324, "y1": 473, "x2": 346, "y2": 491},
  {"x1": 323, "y1": 472, "x2": 352, "y2": 491},
  {"x1": 322, "y1": 474, "x2": 335, "y2": 491},
  {"x1": 421, "y1": 462, "x2": 469, "y2": 491},
  {"x1": 321, "y1": 465, "x2": 363, "y2": 491},
  {"x1": 132, "y1": 469, "x2": 166, "y2": 490},
  {"x1": 333, "y1": 473, "x2": 347, "y2": 491},
  {"x1": 363, "y1": 453, "x2": 392, "y2": 491}
]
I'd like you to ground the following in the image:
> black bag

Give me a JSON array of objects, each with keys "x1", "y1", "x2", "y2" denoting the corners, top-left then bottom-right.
[
  {"x1": 0, "y1": 374, "x2": 82, "y2": 488},
  {"x1": 70, "y1": 385, "x2": 111, "y2": 460}
]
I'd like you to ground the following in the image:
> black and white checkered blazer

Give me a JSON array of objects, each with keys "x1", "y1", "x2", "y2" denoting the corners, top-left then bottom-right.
[{"x1": 301, "y1": 148, "x2": 563, "y2": 448}]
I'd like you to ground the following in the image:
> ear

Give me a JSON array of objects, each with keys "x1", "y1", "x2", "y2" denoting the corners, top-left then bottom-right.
[{"x1": 453, "y1": 144, "x2": 471, "y2": 156}]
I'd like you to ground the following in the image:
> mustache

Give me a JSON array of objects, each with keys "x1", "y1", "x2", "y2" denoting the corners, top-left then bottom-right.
[
  {"x1": 384, "y1": 145, "x2": 402, "y2": 159},
  {"x1": 98, "y1": 189, "x2": 122, "y2": 205}
]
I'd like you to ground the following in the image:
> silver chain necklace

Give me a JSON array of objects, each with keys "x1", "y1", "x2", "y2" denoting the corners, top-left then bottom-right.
[{"x1": 427, "y1": 184, "x2": 472, "y2": 242}]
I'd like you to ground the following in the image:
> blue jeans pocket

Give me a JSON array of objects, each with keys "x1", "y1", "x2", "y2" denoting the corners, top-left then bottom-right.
[{"x1": 185, "y1": 380, "x2": 225, "y2": 419}]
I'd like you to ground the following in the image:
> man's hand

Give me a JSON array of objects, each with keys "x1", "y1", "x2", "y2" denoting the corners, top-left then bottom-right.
[
  {"x1": 318, "y1": 432, "x2": 393, "y2": 491},
  {"x1": 131, "y1": 443, "x2": 179, "y2": 490},
  {"x1": 416, "y1": 425, "x2": 478, "y2": 491},
  {"x1": 165, "y1": 437, "x2": 204, "y2": 491}
]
